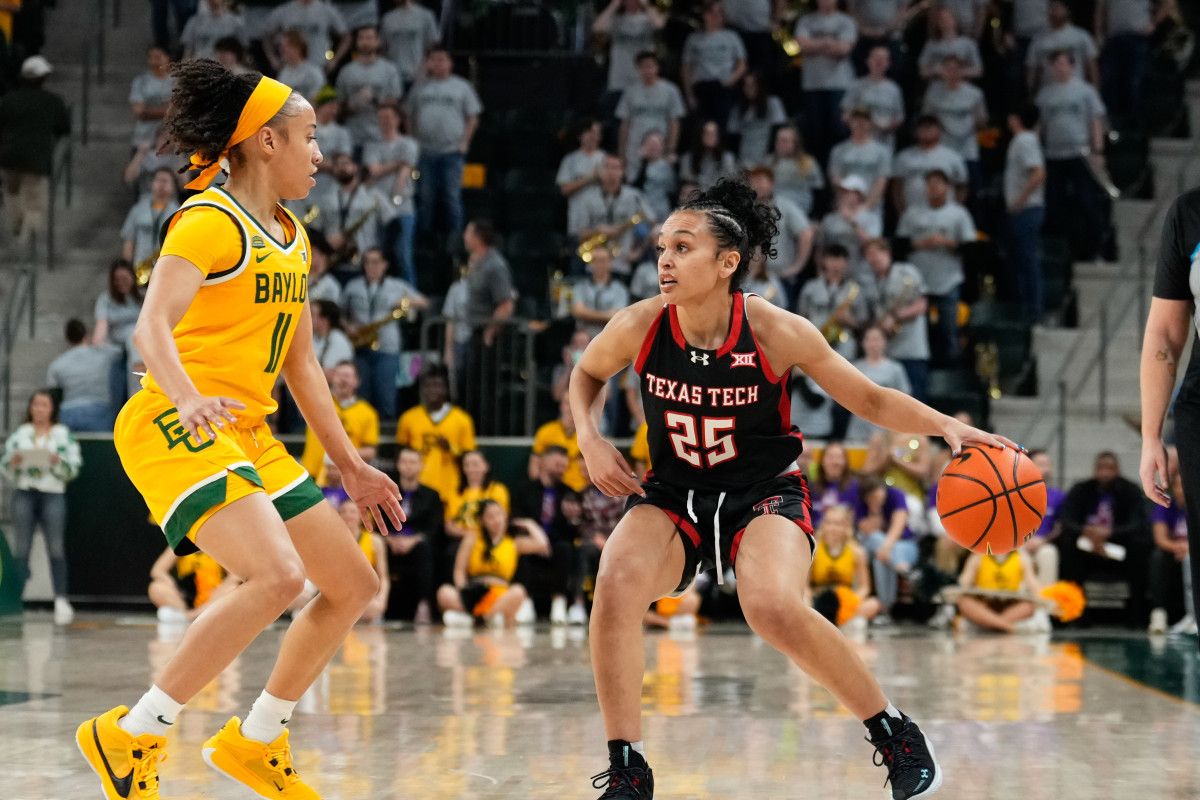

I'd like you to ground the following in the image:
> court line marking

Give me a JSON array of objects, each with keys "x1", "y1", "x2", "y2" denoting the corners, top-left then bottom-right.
[{"x1": 1076, "y1": 648, "x2": 1200, "y2": 711}]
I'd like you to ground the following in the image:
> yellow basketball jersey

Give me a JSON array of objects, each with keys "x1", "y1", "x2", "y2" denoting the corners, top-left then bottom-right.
[
  {"x1": 145, "y1": 186, "x2": 311, "y2": 421},
  {"x1": 975, "y1": 553, "x2": 1024, "y2": 592},
  {"x1": 467, "y1": 533, "x2": 519, "y2": 584},
  {"x1": 357, "y1": 530, "x2": 376, "y2": 565},
  {"x1": 811, "y1": 540, "x2": 857, "y2": 588},
  {"x1": 447, "y1": 482, "x2": 511, "y2": 531}
]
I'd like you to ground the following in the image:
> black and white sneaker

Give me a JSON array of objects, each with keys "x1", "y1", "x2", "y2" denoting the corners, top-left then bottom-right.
[
  {"x1": 865, "y1": 712, "x2": 942, "y2": 799},
  {"x1": 591, "y1": 740, "x2": 654, "y2": 799}
]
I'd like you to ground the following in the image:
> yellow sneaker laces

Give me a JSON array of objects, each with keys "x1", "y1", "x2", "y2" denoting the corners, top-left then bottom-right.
[
  {"x1": 129, "y1": 740, "x2": 167, "y2": 798},
  {"x1": 264, "y1": 741, "x2": 300, "y2": 786}
]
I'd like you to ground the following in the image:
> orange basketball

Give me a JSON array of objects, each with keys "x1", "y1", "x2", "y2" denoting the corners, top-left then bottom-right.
[{"x1": 935, "y1": 444, "x2": 1047, "y2": 555}]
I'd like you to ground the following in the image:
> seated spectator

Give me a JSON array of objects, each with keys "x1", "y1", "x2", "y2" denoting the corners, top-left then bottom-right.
[
  {"x1": 407, "y1": 47, "x2": 481, "y2": 242},
  {"x1": 794, "y1": 0, "x2": 857, "y2": 165},
  {"x1": 92, "y1": 259, "x2": 143, "y2": 350},
  {"x1": 558, "y1": 118, "x2": 607, "y2": 224},
  {"x1": 47, "y1": 319, "x2": 117, "y2": 432},
  {"x1": 748, "y1": 167, "x2": 813, "y2": 286},
  {"x1": 1148, "y1": 463, "x2": 1195, "y2": 635},
  {"x1": 846, "y1": 326, "x2": 911, "y2": 442},
  {"x1": 680, "y1": 1, "x2": 747, "y2": 130},
  {"x1": 922, "y1": 55, "x2": 987, "y2": 188},
  {"x1": 386, "y1": 446, "x2": 442, "y2": 621},
  {"x1": 568, "y1": 154, "x2": 656, "y2": 274},
  {"x1": 856, "y1": 476, "x2": 913, "y2": 620},
  {"x1": 862, "y1": 237, "x2": 929, "y2": 401},
  {"x1": 446, "y1": 449, "x2": 511, "y2": 543},
  {"x1": 896, "y1": 169, "x2": 976, "y2": 364},
  {"x1": 593, "y1": 0, "x2": 666, "y2": 99},
  {"x1": 955, "y1": 549, "x2": 1044, "y2": 633},
  {"x1": 342, "y1": 247, "x2": 428, "y2": 418},
  {"x1": 818, "y1": 175, "x2": 882, "y2": 276},
  {"x1": 276, "y1": 30, "x2": 326, "y2": 102},
  {"x1": 1004, "y1": 103, "x2": 1047, "y2": 323},
  {"x1": 319, "y1": 456, "x2": 350, "y2": 506},
  {"x1": 299, "y1": 361, "x2": 380, "y2": 478},
  {"x1": 380, "y1": 0, "x2": 441, "y2": 88},
  {"x1": 572, "y1": 246, "x2": 630, "y2": 340},
  {"x1": 552, "y1": 330, "x2": 592, "y2": 403},
  {"x1": 129, "y1": 46, "x2": 173, "y2": 154},
  {"x1": 531, "y1": 401, "x2": 589, "y2": 493},
  {"x1": 311, "y1": 155, "x2": 395, "y2": 278},
  {"x1": 516, "y1": 444, "x2": 570, "y2": 535},
  {"x1": 1057, "y1": 450, "x2": 1151, "y2": 625},
  {"x1": 361, "y1": 109, "x2": 419, "y2": 292},
  {"x1": 918, "y1": 6, "x2": 984, "y2": 80},
  {"x1": 808, "y1": 504, "x2": 881, "y2": 633},
  {"x1": 617, "y1": 51, "x2": 684, "y2": 174},
  {"x1": 511, "y1": 450, "x2": 577, "y2": 623},
  {"x1": 120, "y1": 168, "x2": 179, "y2": 276},
  {"x1": 180, "y1": 0, "x2": 245, "y2": 60},
  {"x1": 891, "y1": 115, "x2": 968, "y2": 213},
  {"x1": 148, "y1": 548, "x2": 239, "y2": 624},
  {"x1": 863, "y1": 429, "x2": 933, "y2": 503},
  {"x1": 797, "y1": 243, "x2": 867, "y2": 361},
  {"x1": 728, "y1": 71, "x2": 787, "y2": 168},
  {"x1": 829, "y1": 109, "x2": 892, "y2": 210},
  {"x1": 396, "y1": 363, "x2": 477, "y2": 505},
  {"x1": 262, "y1": 0, "x2": 350, "y2": 73},
  {"x1": 1, "y1": 390, "x2": 83, "y2": 625},
  {"x1": 808, "y1": 440, "x2": 859, "y2": 526},
  {"x1": 310, "y1": 90, "x2": 353, "y2": 197},
  {"x1": 336, "y1": 24, "x2": 402, "y2": 147},
  {"x1": 1027, "y1": 0, "x2": 1100, "y2": 89},
  {"x1": 336, "y1": 499, "x2": 389, "y2": 624},
  {"x1": 1036, "y1": 50, "x2": 1108, "y2": 261},
  {"x1": 630, "y1": 131, "x2": 678, "y2": 223},
  {"x1": 1024, "y1": 448, "x2": 1066, "y2": 583},
  {"x1": 439, "y1": 500, "x2": 549, "y2": 628},
  {"x1": 124, "y1": 127, "x2": 180, "y2": 198},
  {"x1": 307, "y1": 233, "x2": 341, "y2": 304},
  {"x1": 766, "y1": 124, "x2": 825, "y2": 215},
  {"x1": 842, "y1": 46, "x2": 905, "y2": 150},
  {"x1": 311, "y1": 298, "x2": 355, "y2": 376}
]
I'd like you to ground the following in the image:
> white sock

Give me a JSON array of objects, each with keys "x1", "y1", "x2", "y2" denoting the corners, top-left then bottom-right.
[
  {"x1": 240, "y1": 690, "x2": 298, "y2": 744},
  {"x1": 630, "y1": 741, "x2": 645, "y2": 757},
  {"x1": 119, "y1": 685, "x2": 184, "y2": 737},
  {"x1": 884, "y1": 702, "x2": 902, "y2": 720}
]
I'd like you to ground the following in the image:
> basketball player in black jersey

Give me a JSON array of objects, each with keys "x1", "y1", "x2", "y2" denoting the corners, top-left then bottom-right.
[{"x1": 570, "y1": 179, "x2": 1018, "y2": 800}]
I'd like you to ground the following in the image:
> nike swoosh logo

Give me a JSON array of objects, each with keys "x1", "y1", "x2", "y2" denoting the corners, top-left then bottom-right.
[
  {"x1": 256, "y1": 252, "x2": 272, "y2": 263},
  {"x1": 274, "y1": 779, "x2": 286, "y2": 790},
  {"x1": 156, "y1": 715, "x2": 173, "y2": 726},
  {"x1": 280, "y1": 718, "x2": 290, "y2": 725},
  {"x1": 93, "y1": 720, "x2": 134, "y2": 798}
]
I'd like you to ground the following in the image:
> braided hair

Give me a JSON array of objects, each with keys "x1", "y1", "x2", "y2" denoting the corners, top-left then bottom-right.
[
  {"x1": 163, "y1": 59, "x2": 305, "y2": 171},
  {"x1": 677, "y1": 177, "x2": 780, "y2": 292}
]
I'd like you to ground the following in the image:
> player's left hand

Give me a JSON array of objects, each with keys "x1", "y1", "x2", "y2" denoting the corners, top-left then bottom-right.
[
  {"x1": 940, "y1": 417, "x2": 1022, "y2": 457},
  {"x1": 343, "y1": 461, "x2": 405, "y2": 534}
]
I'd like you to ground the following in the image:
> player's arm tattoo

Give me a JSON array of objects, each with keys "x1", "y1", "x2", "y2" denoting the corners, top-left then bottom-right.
[{"x1": 1155, "y1": 349, "x2": 1177, "y2": 376}]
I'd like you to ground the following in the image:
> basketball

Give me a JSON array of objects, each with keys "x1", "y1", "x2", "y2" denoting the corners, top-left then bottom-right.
[{"x1": 936, "y1": 445, "x2": 1047, "y2": 555}]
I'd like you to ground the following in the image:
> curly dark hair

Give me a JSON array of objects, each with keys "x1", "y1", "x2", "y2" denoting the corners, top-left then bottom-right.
[
  {"x1": 677, "y1": 177, "x2": 780, "y2": 292},
  {"x1": 163, "y1": 59, "x2": 302, "y2": 171}
]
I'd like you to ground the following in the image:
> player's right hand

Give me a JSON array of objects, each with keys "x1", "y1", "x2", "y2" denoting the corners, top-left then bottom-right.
[
  {"x1": 580, "y1": 437, "x2": 645, "y2": 498},
  {"x1": 1139, "y1": 437, "x2": 1171, "y2": 508},
  {"x1": 177, "y1": 394, "x2": 245, "y2": 443}
]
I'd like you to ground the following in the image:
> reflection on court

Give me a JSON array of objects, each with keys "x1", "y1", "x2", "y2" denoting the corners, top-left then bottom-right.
[{"x1": 5, "y1": 616, "x2": 1199, "y2": 799}]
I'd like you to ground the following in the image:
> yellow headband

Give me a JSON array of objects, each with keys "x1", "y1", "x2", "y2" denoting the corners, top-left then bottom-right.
[{"x1": 185, "y1": 76, "x2": 293, "y2": 190}]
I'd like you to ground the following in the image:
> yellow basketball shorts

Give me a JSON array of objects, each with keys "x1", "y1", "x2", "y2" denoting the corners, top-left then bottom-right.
[{"x1": 114, "y1": 390, "x2": 324, "y2": 554}]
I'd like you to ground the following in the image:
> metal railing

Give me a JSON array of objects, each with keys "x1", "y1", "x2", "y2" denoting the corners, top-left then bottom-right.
[
  {"x1": 1, "y1": 239, "x2": 38, "y2": 434},
  {"x1": 80, "y1": 0, "x2": 114, "y2": 146}
]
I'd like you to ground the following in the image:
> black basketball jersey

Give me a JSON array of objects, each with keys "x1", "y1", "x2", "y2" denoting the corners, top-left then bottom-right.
[{"x1": 634, "y1": 291, "x2": 805, "y2": 492}]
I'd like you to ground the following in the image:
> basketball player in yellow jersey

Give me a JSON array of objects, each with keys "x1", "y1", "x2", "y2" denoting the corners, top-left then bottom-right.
[{"x1": 76, "y1": 60, "x2": 403, "y2": 800}]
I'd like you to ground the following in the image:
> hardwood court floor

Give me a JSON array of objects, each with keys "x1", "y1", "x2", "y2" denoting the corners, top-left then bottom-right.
[{"x1": 4, "y1": 615, "x2": 1199, "y2": 799}]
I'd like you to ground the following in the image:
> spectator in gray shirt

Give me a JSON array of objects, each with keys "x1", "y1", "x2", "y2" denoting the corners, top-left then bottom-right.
[
  {"x1": 336, "y1": 25, "x2": 403, "y2": 146},
  {"x1": 120, "y1": 168, "x2": 178, "y2": 273},
  {"x1": 93, "y1": 259, "x2": 143, "y2": 349},
  {"x1": 679, "y1": 120, "x2": 738, "y2": 192},
  {"x1": 723, "y1": 0, "x2": 778, "y2": 71},
  {"x1": 262, "y1": 0, "x2": 350, "y2": 72},
  {"x1": 1095, "y1": 0, "x2": 1160, "y2": 122},
  {"x1": 896, "y1": 169, "x2": 976, "y2": 364},
  {"x1": 311, "y1": 299, "x2": 356, "y2": 376},
  {"x1": 794, "y1": 0, "x2": 857, "y2": 164},
  {"x1": 848, "y1": 0, "x2": 906, "y2": 74},
  {"x1": 842, "y1": 46, "x2": 905, "y2": 150},
  {"x1": 276, "y1": 30, "x2": 327, "y2": 102},
  {"x1": 558, "y1": 119, "x2": 608, "y2": 222},
  {"x1": 891, "y1": 114, "x2": 968, "y2": 212},
  {"x1": 629, "y1": 130, "x2": 677, "y2": 223},
  {"x1": 407, "y1": 47, "x2": 482, "y2": 241},
  {"x1": 921, "y1": 55, "x2": 987, "y2": 192},
  {"x1": 569, "y1": 154, "x2": 656, "y2": 275},
  {"x1": 593, "y1": 0, "x2": 666, "y2": 94},
  {"x1": 681, "y1": 1, "x2": 747, "y2": 129},
  {"x1": 749, "y1": 167, "x2": 814, "y2": 283},
  {"x1": 129, "y1": 46, "x2": 174, "y2": 149},
  {"x1": 362, "y1": 103, "x2": 419, "y2": 284},
  {"x1": 310, "y1": 152, "x2": 396, "y2": 275},
  {"x1": 180, "y1": 0, "x2": 245, "y2": 60},
  {"x1": 935, "y1": 0, "x2": 987, "y2": 39},
  {"x1": 847, "y1": 325, "x2": 911, "y2": 442},
  {"x1": 461, "y1": 220, "x2": 516, "y2": 423},
  {"x1": 380, "y1": 0, "x2": 440, "y2": 86},
  {"x1": 1027, "y1": 1, "x2": 1100, "y2": 88},
  {"x1": 617, "y1": 51, "x2": 685, "y2": 173},
  {"x1": 766, "y1": 124, "x2": 825, "y2": 214},
  {"x1": 829, "y1": 109, "x2": 892, "y2": 210},
  {"x1": 918, "y1": 7, "x2": 984, "y2": 80},
  {"x1": 572, "y1": 246, "x2": 631, "y2": 339},
  {"x1": 862, "y1": 238, "x2": 929, "y2": 400},
  {"x1": 728, "y1": 72, "x2": 787, "y2": 168},
  {"x1": 818, "y1": 175, "x2": 882, "y2": 278},
  {"x1": 797, "y1": 244, "x2": 869, "y2": 360},
  {"x1": 47, "y1": 319, "x2": 117, "y2": 432},
  {"x1": 311, "y1": 90, "x2": 353, "y2": 197},
  {"x1": 1036, "y1": 50, "x2": 1108, "y2": 260},
  {"x1": 1004, "y1": 104, "x2": 1047, "y2": 322},
  {"x1": 307, "y1": 236, "x2": 343, "y2": 305}
]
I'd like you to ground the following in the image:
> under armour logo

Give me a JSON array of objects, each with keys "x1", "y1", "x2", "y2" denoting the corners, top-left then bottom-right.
[
  {"x1": 730, "y1": 352, "x2": 757, "y2": 368},
  {"x1": 754, "y1": 496, "x2": 783, "y2": 516},
  {"x1": 690, "y1": 351, "x2": 710, "y2": 365}
]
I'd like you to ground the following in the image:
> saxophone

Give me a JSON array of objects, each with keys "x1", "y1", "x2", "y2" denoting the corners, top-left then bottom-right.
[
  {"x1": 135, "y1": 255, "x2": 156, "y2": 286},
  {"x1": 331, "y1": 198, "x2": 381, "y2": 265},
  {"x1": 351, "y1": 298, "x2": 413, "y2": 350},
  {"x1": 819, "y1": 282, "x2": 860, "y2": 346},
  {"x1": 577, "y1": 213, "x2": 643, "y2": 263}
]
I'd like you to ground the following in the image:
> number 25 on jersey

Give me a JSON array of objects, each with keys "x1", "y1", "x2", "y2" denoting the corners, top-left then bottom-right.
[{"x1": 666, "y1": 411, "x2": 737, "y2": 468}]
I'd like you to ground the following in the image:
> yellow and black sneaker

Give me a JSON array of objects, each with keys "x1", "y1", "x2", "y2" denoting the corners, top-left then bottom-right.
[
  {"x1": 75, "y1": 706, "x2": 168, "y2": 799},
  {"x1": 202, "y1": 717, "x2": 319, "y2": 799}
]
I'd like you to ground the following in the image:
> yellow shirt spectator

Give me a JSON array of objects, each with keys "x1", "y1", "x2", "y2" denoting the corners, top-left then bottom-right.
[
  {"x1": 447, "y1": 481, "x2": 511, "y2": 536},
  {"x1": 396, "y1": 404, "x2": 477, "y2": 502},
  {"x1": 532, "y1": 420, "x2": 588, "y2": 492},
  {"x1": 300, "y1": 396, "x2": 380, "y2": 478}
]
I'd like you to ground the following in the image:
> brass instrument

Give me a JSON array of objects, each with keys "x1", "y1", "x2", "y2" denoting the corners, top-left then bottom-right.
[
  {"x1": 302, "y1": 205, "x2": 321, "y2": 225},
  {"x1": 351, "y1": 298, "x2": 413, "y2": 350},
  {"x1": 974, "y1": 341, "x2": 1001, "y2": 400},
  {"x1": 135, "y1": 256, "x2": 155, "y2": 286},
  {"x1": 820, "y1": 282, "x2": 860, "y2": 346},
  {"x1": 331, "y1": 199, "x2": 381, "y2": 265},
  {"x1": 549, "y1": 270, "x2": 574, "y2": 319},
  {"x1": 876, "y1": 275, "x2": 917, "y2": 334},
  {"x1": 577, "y1": 213, "x2": 643, "y2": 263}
]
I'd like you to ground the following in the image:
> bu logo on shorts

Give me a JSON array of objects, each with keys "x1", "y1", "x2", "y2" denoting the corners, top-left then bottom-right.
[
  {"x1": 153, "y1": 408, "x2": 216, "y2": 453},
  {"x1": 753, "y1": 495, "x2": 783, "y2": 516}
]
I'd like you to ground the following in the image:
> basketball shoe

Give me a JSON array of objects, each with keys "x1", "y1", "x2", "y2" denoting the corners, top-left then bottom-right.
[
  {"x1": 202, "y1": 717, "x2": 319, "y2": 798},
  {"x1": 75, "y1": 706, "x2": 168, "y2": 799},
  {"x1": 866, "y1": 712, "x2": 942, "y2": 799},
  {"x1": 591, "y1": 740, "x2": 654, "y2": 799}
]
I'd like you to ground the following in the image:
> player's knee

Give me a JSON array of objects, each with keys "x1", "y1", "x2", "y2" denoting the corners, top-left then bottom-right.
[
  {"x1": 740, "y1": 586, "x2": 798, "y2": 641},
  {"x1": 594, "y1": 559, "x2": 656, "y2": 607},
  {"x1": 261, "y1": 561, "x2": 307, "y2": 610}
]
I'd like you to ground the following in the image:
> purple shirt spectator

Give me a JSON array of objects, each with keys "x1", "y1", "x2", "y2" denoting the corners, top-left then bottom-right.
[
  {"x1": 1151, "y1": 502, "x2": 1188, "y2": 541},
  {"x1": 810, "y1": 478, "x2": 859, "y2": 527},
  {"x1": 1036, "y1": 485, "x2": 1066, "y2": 537},
  {"x1": 856, "y1": 484, "x2": 911, "y2": 539}
]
